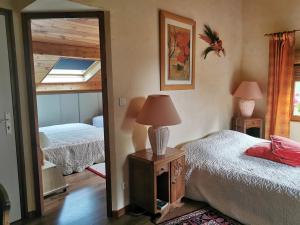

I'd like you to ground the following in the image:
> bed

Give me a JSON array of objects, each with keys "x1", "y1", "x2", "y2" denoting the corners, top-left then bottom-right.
[
  {"x1": 40, "y1": 123, "x2": 105, "y2": 175},
  {"x1": 183, "y1": 130, "x2": 300, "y2": 225}
]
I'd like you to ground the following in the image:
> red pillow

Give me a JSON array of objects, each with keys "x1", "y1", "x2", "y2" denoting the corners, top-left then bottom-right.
[
  {"x1": 245, "y1": 142, "x2": 282, "y2": 163},
  {"x1": 245, "y1": 142, "x2": 300, "y2": 167},
  {"x1": 271, "y1": 135, "x2": 300, "y2": 159},
  {"x1": 271, "y1": 135, "x2": 300, "y2": 149}
]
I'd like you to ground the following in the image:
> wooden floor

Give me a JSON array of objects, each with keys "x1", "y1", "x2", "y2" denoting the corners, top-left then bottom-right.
[
  {"x1": 18, "y1": 170, "x2": 207, "y2": 225},
  {"x1": 19, "y1": 170, "x2": 111, "y2": 225}
]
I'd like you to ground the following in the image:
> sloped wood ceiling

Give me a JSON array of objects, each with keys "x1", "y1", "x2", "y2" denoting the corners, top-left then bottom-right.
[
  {"x1": 31, "y1": 18, "x2": 101, "y2": 93},
  {"x1": 31, "y1": 18, "x2": 100, "y2": 48}
]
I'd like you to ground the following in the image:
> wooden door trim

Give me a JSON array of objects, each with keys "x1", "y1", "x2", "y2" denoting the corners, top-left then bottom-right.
[
  {"x1": 0, "y1": 8, "x2": 28, "y2": 219},
  {"x1": 21, "y1": 11, "x2": 112, "y2": 217}
]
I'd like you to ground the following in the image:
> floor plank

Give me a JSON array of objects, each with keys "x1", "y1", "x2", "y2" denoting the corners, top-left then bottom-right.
[{"x1": 17, "y1": 170, "x2": 207, "y2": 225}]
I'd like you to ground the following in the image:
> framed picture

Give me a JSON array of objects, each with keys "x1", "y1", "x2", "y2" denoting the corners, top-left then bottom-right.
[{"x1": 159, "y1": 10, "x2": 195, "y2": 90}]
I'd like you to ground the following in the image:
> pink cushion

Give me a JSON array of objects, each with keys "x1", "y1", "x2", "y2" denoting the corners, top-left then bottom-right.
[
  {"x1": 245, "y1": 142, "x2": 282, "y2": 163},
  {"x1": 245, "y1": 142, "x2": 300, "y2": 167},
  {"x1": 271, "y1": 135, "x2": 300, "y2": 159}
]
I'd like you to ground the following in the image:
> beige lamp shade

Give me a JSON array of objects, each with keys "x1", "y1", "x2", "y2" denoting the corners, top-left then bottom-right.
[
  {"x1": 233, "y1": 81, "x2": 263, "y2": 100},
  {"x1": 136, "y1": 95, "x2": 181, "y2": 127}
]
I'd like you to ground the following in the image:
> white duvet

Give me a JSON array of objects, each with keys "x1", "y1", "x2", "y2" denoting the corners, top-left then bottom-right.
[
  {"x1": 40, "y1": 123, "x2": 105, "y2": 175},
  {"x1": 183, "y1": 130, "x2": 300, "y2": 225}
]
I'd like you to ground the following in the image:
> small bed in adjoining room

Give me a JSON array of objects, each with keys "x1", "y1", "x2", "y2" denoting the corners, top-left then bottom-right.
[
  {"x1": 40, "y1": 122, "x2": 105, "y2": 175},
  {"x1": 182, "y1": 130, "x2": 300, "y2": 225}
]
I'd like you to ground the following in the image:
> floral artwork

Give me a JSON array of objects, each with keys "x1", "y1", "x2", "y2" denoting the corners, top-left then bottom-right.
[
  {"x1": 293, "y1": 81, "x2": 300, "y2": 116},
  {"x1": 160, "y1": 10, "x2": 195, "y2": 90},
  {"x1": 168, "y1": 25, "x2": 191, "y2": 81}
]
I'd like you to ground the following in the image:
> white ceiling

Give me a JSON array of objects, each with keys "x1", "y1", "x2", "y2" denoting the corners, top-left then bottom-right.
[{"x1": 22, "y1": 0, "x2": 100, "y2": 12}]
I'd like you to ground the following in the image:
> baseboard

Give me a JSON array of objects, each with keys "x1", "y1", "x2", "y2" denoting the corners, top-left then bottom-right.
[
  {"x1": 11, "y1": 210, "x2": 38, "y2": 225},
  {"x1": 112, "y1": 205, "x2": 130, "y2": 218},
  {"x1": 26, "y1": 210, "x2": 38, "y2": 219}
]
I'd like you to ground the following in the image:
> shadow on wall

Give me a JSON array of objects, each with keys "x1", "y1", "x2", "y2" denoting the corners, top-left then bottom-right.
[
  {"x1": 120, "y1": 97, "x2": 147, "y2": 204},
  {"x1": 237, "y1": 70, "x2": 267, "y2": 118},
  {"x1": 230, "y1": 70, "x2": 242, "y2": 118},
  {"x1": 121, "y1": 97, "x2": 148, "y2": 151}
]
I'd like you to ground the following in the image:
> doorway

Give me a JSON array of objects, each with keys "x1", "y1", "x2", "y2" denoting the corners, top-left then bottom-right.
[{"x1": 22, "y1": 11, "x2": 112, "y2": 218}]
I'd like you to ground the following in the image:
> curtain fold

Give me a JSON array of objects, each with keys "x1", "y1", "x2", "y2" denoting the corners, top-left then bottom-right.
[{"x1": 265, "y1": 32, "x2": 295, "y2": 138}]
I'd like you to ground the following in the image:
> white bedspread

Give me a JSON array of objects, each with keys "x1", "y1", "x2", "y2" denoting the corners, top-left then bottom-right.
[
  {"x1": 183, "y1": 130, "x2": 300, "y2": 225},
  {"x1": 40, "y1": 123, "x2": 105, "y2": 175}
]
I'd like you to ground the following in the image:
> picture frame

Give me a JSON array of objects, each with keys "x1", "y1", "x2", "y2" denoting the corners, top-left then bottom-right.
[{"x1": 159, "y1": 10, "x2": 196, "y2": 91}]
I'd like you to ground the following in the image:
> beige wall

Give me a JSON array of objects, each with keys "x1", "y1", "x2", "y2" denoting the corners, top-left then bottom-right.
[
  {"x1": 3, "y1": 0, "x2": 243, "y2": 212},
  {"x1": 6, "y1": 0, "x2": 299, "y2": 213},
  {"x1": 241, "y1": 0, "x2": 300, "y2": 141},
  {"x1": 72, "y1": 0, "x2": 243, "y2": 210}
]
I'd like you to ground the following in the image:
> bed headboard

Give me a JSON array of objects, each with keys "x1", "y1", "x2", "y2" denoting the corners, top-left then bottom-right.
[{"x1": 37, "y1": 92, "x2": 103, "y2": 127}]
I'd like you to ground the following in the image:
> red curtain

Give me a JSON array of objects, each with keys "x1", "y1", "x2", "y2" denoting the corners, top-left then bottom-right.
[{"x1": 265, "y1": 32, "x2": 295, "y2": 138}]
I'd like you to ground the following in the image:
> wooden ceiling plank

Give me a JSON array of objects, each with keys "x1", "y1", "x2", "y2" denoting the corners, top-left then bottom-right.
[
  {"x1": 32, "y1": 42, "x2": 100, "y2": 59},
  {"x1": 31, "y1": 18, "x2": 100, "y2": 48},
  {"x1": 31, "y1": 18, "x2": 99, "y2": 31},
  {"x1": 31, "y1": 23, "x2": 100, "y2": 37}
]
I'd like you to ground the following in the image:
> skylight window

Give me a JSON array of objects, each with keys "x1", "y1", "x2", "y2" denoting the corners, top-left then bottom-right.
[{"x1": 42, "y1": 58, "x2": 100, "y2": 83}]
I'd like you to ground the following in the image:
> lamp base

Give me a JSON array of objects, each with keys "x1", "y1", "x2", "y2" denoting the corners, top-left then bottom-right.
[
  {"x1": 239, "y1": 99, "x2": 255, "y2": 117},
  {"x1": 148, "y1": 126, "x2": 169, "y2": 155}
]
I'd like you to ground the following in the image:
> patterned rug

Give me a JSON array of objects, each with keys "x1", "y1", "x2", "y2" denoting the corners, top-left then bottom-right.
[{"x1": 159, "y1": 207, "x2": 242, "y2": 225}]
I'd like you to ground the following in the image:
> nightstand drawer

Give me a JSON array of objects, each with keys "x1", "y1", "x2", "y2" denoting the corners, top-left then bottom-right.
[
  {"x1": 246, "y1": 119, "x2": 261, "y2": 128},
  {"x1": 156, "y1": 163, "x2": 169, "y2": 175}
]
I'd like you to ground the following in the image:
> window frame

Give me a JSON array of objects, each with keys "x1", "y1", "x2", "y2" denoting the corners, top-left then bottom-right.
[
  {"x1": 40, "y1": 57, "x2": 100, "y2": 84},
  {"x1": 291, "y1": 64, "x2": 300, "y2": 122}
]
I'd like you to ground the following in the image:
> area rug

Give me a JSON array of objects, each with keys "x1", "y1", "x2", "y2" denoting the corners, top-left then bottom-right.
[
  {"x1": 87, "y1": 163, "x2": 106, "y2": 178},
  {"x1": 159, "y1": 207, "x2": 242, "y2": 225}
]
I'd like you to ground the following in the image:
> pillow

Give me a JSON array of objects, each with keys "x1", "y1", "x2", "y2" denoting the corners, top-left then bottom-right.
[
  {"x1": 92, "y1": 116, "x2": 104, "y2": 128},
  {"x1": 271, "y1": 135, "x2": 300, "y2": 149},
  {"x1": 245, "y1": 142, "x2": 281, "y2": 162},
  {"x1": 39, "y1": 131, "x2": 50, "y2": 149},
  {"x1": 245, "y1": 142, "x2": 300, "y2": 167},
  {"x1": 271, "y1": 135, "x2": 300, "y2": 160}
]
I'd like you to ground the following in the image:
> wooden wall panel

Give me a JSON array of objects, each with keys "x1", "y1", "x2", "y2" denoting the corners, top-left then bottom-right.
[
  {"x1": 36, "y1": 70, "x2": 102, "y2": 94},
  {"x1": 32, "y1": 42, "x2": 100, "y2": 59},
  {"x1": 33, "y1": 54, "x2": 59, "y2": 83}
]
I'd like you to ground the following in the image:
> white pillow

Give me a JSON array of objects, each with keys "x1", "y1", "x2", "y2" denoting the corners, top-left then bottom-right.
[
  {"x1": 93, "y1": 116, "x2": 104, "y2": 128},
  {"x1": 39, "y1": 132, "x2": 50, "y2": 149}
]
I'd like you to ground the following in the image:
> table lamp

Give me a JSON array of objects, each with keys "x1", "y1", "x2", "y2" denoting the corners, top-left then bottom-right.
[
  {"x1": 233, "y1": 81, "x2": 263, "y2": 117},
  {"x1": 136, "y1": 95, "x2": 181, "y2": 155}
]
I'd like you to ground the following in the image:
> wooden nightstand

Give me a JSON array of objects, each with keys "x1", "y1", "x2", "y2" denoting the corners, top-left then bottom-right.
[
  {"x1": 232, "y1": 117, "x2": 263, "y2": 138},
  {"x1": 129, "y1": 148, "x2": 185, "y2": 220}
]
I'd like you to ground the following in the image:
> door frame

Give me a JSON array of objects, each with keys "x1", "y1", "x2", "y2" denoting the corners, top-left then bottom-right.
[
  {"x1": 21, "y1": 11, "x2": 112, "y2": 217},
  {"x1": 0, "y1": 8, "x2": 28, "y2": 219}
]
